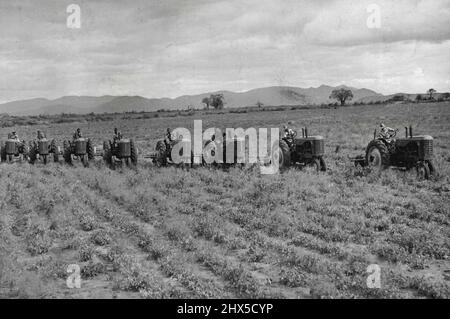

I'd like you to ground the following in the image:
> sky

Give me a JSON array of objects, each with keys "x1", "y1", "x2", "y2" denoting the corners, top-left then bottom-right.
[{"x1": 0, "y1": 0, "x2": 449, "y2": 103}]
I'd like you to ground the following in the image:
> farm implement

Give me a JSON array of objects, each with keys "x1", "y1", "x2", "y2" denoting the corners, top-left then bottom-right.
[{"x1": 351, "y1": 125, "x2": 436, "y2": 179}]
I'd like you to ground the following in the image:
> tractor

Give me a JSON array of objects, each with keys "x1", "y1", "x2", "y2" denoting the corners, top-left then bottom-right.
[
  {"x1": 103, "y1": 137, "x2": 138, "y2": 169},
  {"x1": 150, "y1": 128, "x2": 246, "y2": 168},
  {"x1": 63, "y1": 137, "x2": 95, "y2": 167},
  {"x1": 353, "y1": 126, "x2": 436, "y2": 179},
  {"x1": 202, "y1": 133, "x2": 243, "y2": 167},
  {"x1": 28, "y1": 138, "x2": 60, "y2": 164},
  {"x1": 0, "y1": 138, "x2": 28, "y2": 163},
  {"x1": 278, "y1": 127, "x2": 326, "y2": 171},
  {"x1": 152, "y1": 135, "x2": 193, "y2": 167}
]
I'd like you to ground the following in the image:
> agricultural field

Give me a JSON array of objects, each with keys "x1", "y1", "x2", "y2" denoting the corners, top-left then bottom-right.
[{"x1": 0, "y1": 101, "x2": 449, "y2": 299}]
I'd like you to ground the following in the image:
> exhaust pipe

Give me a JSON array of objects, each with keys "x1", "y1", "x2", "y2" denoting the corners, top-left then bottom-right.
[
  {"x1": 374, "y1": 129, "x2": 377, "y2": 139},
  {"x1": 302, "y1": 128, "x2": 305, "y2": 138},
  {"x1": 405, "y1": 127, "x2": 408, "y2": 138},
  {"x1": 409, "y1": 125, "x2": 413, "y2": 138},
  {"x1": 305, "y1": 127, "x2": 308, "y2": 138}
]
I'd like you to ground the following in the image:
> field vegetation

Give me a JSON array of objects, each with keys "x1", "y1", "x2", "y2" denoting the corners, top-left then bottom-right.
[{"x1": 0, "y1": 101, "x2": 449, "y2": 298}]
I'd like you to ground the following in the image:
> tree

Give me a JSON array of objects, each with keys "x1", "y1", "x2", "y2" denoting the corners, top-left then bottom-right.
[
  {"x1": 442, "y1": 92, "x2": 450, "y2": 100},
  {"x1": 209, "y1": 94, "x2": 224, "y2": 109},
  {"x1": 415, "y1": 94, "x2": 423, "y2": 102},
  {"x1": 256, "y1": 101, "x2": 264, "y2": 108},
  {"x1": 391, "y1": 95, "x2": 405, "y2": 102},
  {"x1": 201, "y1": 97, "x2": 210, "y2": 109},
  {"x1": 329, "y1": 88, "x2": 353, "y2": 106},
  {"x1": 427, "y1": 88, "x2": 436, "y2": 100}
]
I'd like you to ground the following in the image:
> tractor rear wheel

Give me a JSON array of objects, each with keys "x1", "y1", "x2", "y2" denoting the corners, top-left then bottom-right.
[
  {"x1": 203, "y1": 140, "x2": 217, "y2": 166},
  {"x1": 21, "y1": 144, "x2": 29, "y2": 162},
  {"x1": 29, "y1": 142, "x2": 37, "y2": 164},
  {"x1": 319, "y1": 157, "x2": 327, "y2": 172},
  {"x1": 416, "y1": 162, "x2": 430, "y2": 180},
  {"x1": 0, "y1": 144, "x2": 6, "y2": 162},
  {"x1": 63, "y1": 141, "x2": 72, "y2": 164},
  {"x1": 155, "y1": 140, "x2": 167, "y2": 166},
  {"x1": 130, "y1": 139, "x2": 138, "y2": 166},
  {"x1": 87, "y1": 139, "x2": 95, "y2": 160},
  {"x1": 278, "y1": 140, "x2": 291, "y2": 169},
  {"x1": 365, "y1": 140, "x2": 390, "y2": 171},
  {"x1": 103, "y1": 141, "x2": 113, "y2": 165},
  {"x1": 51, "y1": 139, "x2": 59, "y2": 163}
]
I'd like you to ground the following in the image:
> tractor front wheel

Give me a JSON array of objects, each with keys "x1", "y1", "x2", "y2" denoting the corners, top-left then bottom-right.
[
  {"x1": 366, "y1": 140, "x2": 390, "y2": 171},
  {"x1": 426, "y1": 160, "x2": 436, "y2": 176},
  {"x1": 82, "y1": 154, "x2": 89, "y2": 168},
  {"x1": 130, "y1": 139, "x2": 138, "y2": 166},
  {"x1": 416, "y1": 162, "x2": 430, "y2": 180}
]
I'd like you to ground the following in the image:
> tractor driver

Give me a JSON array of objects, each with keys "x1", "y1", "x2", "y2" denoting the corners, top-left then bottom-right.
[
  {"x1": 113, "y1": 128, "x2": 122, "y2": 145},
  {"x1": 379, "y1": 123, "x2": 398, "y2": 141},
  {"x1": 165, "y1": 128, "x2": 174, "y2": 145},
  {"x1": 37, "y1": 130, "x2": 46, "y2": 140},
  {"x1": 73, "y1": 128, "x2": 82, "y2": 140},
  {"x1": 8, "y1": 131, "x2": 20, "y2": 142},
  {"x1": 283, "y1": 125, "x2": 296, "y2": 145}
]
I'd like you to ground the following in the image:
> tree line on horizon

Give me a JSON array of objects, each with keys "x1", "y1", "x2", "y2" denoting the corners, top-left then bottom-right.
[{"x1": 200, "y1": 88, "x2": 449, "y2": 111}]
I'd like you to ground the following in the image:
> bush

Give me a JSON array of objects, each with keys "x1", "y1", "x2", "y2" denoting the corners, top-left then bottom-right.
[{"x1": 25, "y1": 223, "x2": 52, "y2": 256}]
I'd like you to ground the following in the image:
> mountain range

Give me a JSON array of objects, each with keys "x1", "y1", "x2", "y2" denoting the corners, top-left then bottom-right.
[{"x1": 0, "y1": 85, "x2": 388, "y2": 116}]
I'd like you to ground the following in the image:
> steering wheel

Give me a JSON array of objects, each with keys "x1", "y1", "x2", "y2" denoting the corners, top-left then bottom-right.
[{"x1": 390, "y1": 129, "x2": 398, "y2": 138}]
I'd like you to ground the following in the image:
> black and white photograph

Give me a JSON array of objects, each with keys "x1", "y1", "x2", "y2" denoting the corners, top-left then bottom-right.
[{"x1": 0, "y1": 0, "x2": 449, "y2": 305}]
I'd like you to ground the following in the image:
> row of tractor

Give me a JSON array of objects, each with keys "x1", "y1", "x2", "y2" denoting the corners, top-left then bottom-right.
[
  {"x1": 0, "y1": 129, "x2": 137, "y2": 168},
  {"x1": 0, "y1": 124, "x2": 438, "y2": 179}
]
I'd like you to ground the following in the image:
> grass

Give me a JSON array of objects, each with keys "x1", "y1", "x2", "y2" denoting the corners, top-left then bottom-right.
[{"x1": 0, "y1": 101, "x2": 449, "y2": 298}]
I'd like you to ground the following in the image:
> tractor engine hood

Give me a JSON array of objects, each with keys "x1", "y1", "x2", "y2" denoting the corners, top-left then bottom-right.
[{"x1": 396, "y1": 135, "x2": 433, "y2": 142}]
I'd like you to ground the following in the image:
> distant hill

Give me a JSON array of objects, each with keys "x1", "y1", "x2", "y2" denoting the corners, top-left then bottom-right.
[{"x1": 0, "y1": 85, "x2": 384, "y2": 115}]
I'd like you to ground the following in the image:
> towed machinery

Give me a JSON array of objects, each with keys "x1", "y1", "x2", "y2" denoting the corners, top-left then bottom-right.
[
  {"x1": 29, "y1": 138, "x2": 60, "y2": 164},
  {"x1": 1, "y1": 136, "x2": 28, "y2": 163},
  {"x1": 103, "y1": 135, "x2": 138, "y2": 169},
  {"x1": 63, "y1": 137, "x2": 95, "y2": 167},
  {"x1": 278, "y1": 127, "x2": 327, "y2": 171},
  {"x1": 352, "y1": 125, "x2": 436, "y2": 179}
]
